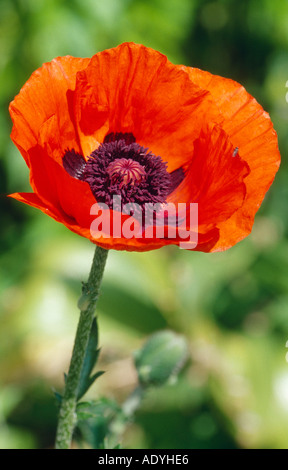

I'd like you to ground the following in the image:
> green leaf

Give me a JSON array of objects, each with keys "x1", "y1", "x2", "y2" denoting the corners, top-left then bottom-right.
[
  {"x1": 76, "y1": 317, "x2": 104, "y2": 401},
  {"x1": 76, "y1": 398, "x2": 120, "y2": 420},
  {"x1": 75, "y1": 398, "x2": 121, "y2": 449},
  {"x1": 53, "y1": 390, "x2": 62, "y2": 405}
]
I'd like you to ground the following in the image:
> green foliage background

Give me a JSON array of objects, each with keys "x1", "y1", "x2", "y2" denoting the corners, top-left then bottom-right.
[{"x1": 0, "y1": 0, "x2": 288, "y2": 449}]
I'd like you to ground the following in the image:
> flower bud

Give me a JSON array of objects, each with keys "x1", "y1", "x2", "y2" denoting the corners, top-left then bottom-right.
[{"x1": 134, "y1": 330, "x2": 189, "y2": 387}]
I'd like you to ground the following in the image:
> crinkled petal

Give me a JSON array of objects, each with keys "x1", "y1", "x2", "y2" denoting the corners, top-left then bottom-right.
[
  {"x1": 73, "y1": 42, "x2": 222, "y2": 170},
  {"x1": 183, "y1": 66, "x2": 281, "y2": 250},
  {"x1": 169, "y1": 124, "x2": 250, "y2": 227},
  {"x1": 9, "y1": 56, "x2": 90, "y2": 166}
]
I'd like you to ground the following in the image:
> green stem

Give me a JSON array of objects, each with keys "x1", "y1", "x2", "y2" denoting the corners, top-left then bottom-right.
[
  {"x1": 55, "y1": 245, "x2": 109, "y2": 449},
  {"x1": 109, "y1": 386, "x2": 144, "y2": 447}
]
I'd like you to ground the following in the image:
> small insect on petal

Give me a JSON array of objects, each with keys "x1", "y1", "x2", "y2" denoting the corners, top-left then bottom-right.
[{"x1": 232, "y1": 147, "x2": 239, "y2": 157}]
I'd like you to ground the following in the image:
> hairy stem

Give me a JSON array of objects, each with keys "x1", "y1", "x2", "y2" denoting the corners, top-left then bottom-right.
[{"x1": 55, "y1": 245, "x2": 108, "y2": 449}]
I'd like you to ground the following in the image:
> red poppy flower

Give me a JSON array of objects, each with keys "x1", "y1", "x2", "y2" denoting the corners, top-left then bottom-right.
[{"x1": 9, "y1": 42, "x2": 280, "y2": 252}]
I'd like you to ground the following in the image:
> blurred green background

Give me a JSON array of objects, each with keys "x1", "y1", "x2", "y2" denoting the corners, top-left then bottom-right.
[{"x1": 0, "y1": 0, "x2": 288, "y2": 449}]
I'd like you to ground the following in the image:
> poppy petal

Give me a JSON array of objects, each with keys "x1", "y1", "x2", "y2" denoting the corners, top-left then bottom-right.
[
  {"x1": 9, "y1": 191, "x2": 73, "y2": 225},
  {"x1": 9, "y1": 56, "x2": 90, "y2": 167},
  {"x1": 183, "y1": 67, "x2": 281, "y2": 250},
  {"x1": 168, "y1": 124, "x2": 250, "y2": 228},
  {"x1": 72, "y1": 43, "x2": 222, "y2": 169}
]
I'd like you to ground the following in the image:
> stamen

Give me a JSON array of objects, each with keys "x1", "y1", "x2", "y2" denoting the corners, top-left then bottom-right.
[
  {"x1": 63, "y1": 149, "x2": 86, "y2": 179},
  {"x1": 104, "y1": 132, "x2": 136, "y2": 145},
  {"x1": 168, "y1": 167, "x2": 185, "y2": 194},
  {"x1": 82, "y1": 138, "x2": 172, "y2": 209},
  {"x1": 62, "y1": 135, "x2": 186, "y2": 212}
]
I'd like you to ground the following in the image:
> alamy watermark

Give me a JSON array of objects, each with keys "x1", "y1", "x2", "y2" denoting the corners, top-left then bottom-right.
[{"x1": 90, "y1": 195, "x2": 198, "y2": 249}]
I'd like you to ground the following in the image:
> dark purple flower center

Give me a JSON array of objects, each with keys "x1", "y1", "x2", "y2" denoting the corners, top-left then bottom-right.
[{"x1": 63, "y1": 133, "x2": 185, "y2": 212}]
